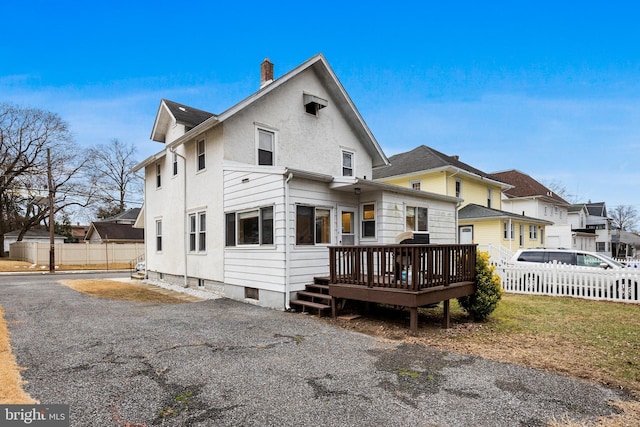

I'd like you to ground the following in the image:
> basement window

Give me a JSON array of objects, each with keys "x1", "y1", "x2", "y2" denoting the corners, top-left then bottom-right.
[
  {"x1": 245, "y1": 287, "x2": 259, "y2": 300},
  {"x1": 303, "y1": 93, "x2": 328, "y2": 116}
]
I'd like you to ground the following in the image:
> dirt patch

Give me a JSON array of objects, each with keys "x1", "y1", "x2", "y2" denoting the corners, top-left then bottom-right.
[
  {"x1": 58, "y1": 279, "x2": 200, "y2": 303},
  {"x1": 0, "y1": 307, "x2": 37, "y2": 404}
]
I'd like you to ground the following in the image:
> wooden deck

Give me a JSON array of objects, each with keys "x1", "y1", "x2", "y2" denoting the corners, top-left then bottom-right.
[{"x1": 328, "y1": 244, "x2": 477, "y2": 333}]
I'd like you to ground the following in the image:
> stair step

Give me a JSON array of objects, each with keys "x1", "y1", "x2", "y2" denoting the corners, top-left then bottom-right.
[
  {"x1": 305, "y1": 283, "x2": 329, "y2": 293},
  {"x1": 314, "y1": 277, "x2": 330, "y2": 285},
  {"x1": 290, "y1": 299, "x2": 331, "y2": 311},
  {"x1": 296, "y1": 290, "x2": 332, "y2": 301}
]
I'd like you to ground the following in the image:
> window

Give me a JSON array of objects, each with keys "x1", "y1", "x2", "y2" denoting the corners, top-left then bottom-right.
[
  {"x1": 411, "y1": 180, "x2": 421, "y2": 191},
  {"x1": 362, "y1": 203, "x2": 375, "y2": 238},
  {"x1": 529, "y1": 225, "x2": 538, "y2": 239},
  {"x1": 487, "y1": 188, "x2": 492, "y2": 208},
  {"x1": 544, "y1": 206, "x2": 548, "y2": 216},
  {"x1": 296, "y1": 206, "x2": 330, "y2": 245},
  {"x1": 503, "y1": 221, "x2": 514, "y2": 240},
  {"x1": 197, "y1": 140, "x2": 205, "y2": 171},
  {"x1": 189, "y1": 211, "x2": 206, "y2": 252},
  {"x1": 596, "y1": 242, "x2": 606, "y2": 252},
  {"x1": 172, "y1": 152, "x2": 178, "y2": 176},
  {"x1": 156, "y1": 220, "x2": 162, "y2": 252},
  {"x1": 226, "y1": 207, "x2": 274, "y2": 246},
  {"x1": 519, "y1": 224, "x2": 524, "y2": 246},
  {"x1": 257, "y1": 129, "x2": 274, "y2": 166},
  {"x1": 455, "y1": 179, "x2": 462, "y2": 198},
  {"x1": 406, "y1": 206, "x2": 428, "y2": 232},
  {"x1": 156, "y1": 163, "x2": 162, "y2": 188},
  {"x1": 342, "y1": 151, "x2": 354, "y2": 177}
]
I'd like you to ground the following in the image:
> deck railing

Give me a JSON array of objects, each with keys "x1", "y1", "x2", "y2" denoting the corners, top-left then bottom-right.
[{"x1": 329, "y1": 244, "x2": 477, "y2": 291}]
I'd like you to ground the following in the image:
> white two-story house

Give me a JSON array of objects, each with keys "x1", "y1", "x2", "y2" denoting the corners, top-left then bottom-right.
[{"x1": 134, "y1": 54, "x2": 461, "y2": 310}]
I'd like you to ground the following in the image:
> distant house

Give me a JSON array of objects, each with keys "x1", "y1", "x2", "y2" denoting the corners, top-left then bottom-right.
[
  {"x1": 85, "y1": 208, "x2": 144, "y2": 244},
  {"x1": 583, "y1": 202, "x2": 612, "y2": 254},
  {"x1": 372, "y1": 145, "x2": 550, "y2": 259},
  {"x1": 3, "y1": 229, "x2": 66, "y2": 253},
  {"x1": 489, "y1": 170, "x2": 594, "y2": 251},
  {"x1": 84, "y1": 222, "x2": 144, "y2": 244}
]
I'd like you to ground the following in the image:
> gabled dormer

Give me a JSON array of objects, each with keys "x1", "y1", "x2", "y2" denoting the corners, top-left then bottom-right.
[{"x1": 150, "y1": 99, "x2": 215, "y2": 144}]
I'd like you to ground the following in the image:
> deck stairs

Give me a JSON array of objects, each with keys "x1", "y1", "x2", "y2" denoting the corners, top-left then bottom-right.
[{"x1": 290, "y1": 277, "x2": 332, "y2": 317}]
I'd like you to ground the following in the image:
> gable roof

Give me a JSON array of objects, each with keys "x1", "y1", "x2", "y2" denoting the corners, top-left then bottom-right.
[
  {"x1": 150, "y1": 100, "x2": 215, "y2": 143},
  {"x1": 372, "y1": 145, "x2": 511, "y2": 189},
  {"x1": 584, "y1": 202, "x2": 607, "y2": 217},
  {"x1": 85, "y1": 222, "x2": 144, "y2": 242},
  {"x1": 458, "y1": 203, "x2": 553, "y2": 225},
  {"x1": 490, "y1": 169, "x2": 569, "y2": 205},
  {"x1": 136, "y1": 54, "x2": 388, "y2": 172},
  {"x1": 102, "y1": 207, "x2": 142, "y2": 224}
]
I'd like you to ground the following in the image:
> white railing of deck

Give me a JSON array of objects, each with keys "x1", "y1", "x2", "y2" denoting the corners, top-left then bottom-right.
[{"x1": 496, "y1": 262, "x2": 640, "y2": 303}]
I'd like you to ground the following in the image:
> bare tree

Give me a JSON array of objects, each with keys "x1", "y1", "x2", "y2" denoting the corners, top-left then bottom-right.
[
  {"x1": 610, "y1": 205, "x2": 639, "y2": 231},
  {"x1": 540, "y1": 179, "x2": 577, "y2": 203},
  {"x1": 86, "y1": 139, "x2": 142, "y2": 216},
  {"x1": 0, "y1": 103, "x2": 95, "y2": 254}
]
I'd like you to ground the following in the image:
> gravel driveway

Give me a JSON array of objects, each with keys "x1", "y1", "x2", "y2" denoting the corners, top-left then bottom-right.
[{"x1": 0, "y1": 276, "x2": 629, "y2": 426}]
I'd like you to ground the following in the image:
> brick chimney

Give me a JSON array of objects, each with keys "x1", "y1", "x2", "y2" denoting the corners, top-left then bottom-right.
[{"x1": 260, "y1": 58, "x2": 274, "y2": 88}]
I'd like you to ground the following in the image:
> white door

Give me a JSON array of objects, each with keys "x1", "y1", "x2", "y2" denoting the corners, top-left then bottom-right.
[
  {"x1": 338, "y1": 206, "x2": 356, "y2": 245},
  {"x1": 459, "y1": 225, "x2": 473, "y2": 244}
]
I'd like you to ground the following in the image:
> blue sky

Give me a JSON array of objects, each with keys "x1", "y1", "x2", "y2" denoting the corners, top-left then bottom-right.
[{"x1": 2, "y1": 1, "x2": 639, "y2": 211}]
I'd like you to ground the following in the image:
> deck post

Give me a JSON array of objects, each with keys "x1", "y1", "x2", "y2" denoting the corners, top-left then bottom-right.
[
  {"x1": 409, "y1": 307, "x2": 418, "y2": 334},
  {"x1": 442, "y1": 299, "x2": 451, "y2": 329}
]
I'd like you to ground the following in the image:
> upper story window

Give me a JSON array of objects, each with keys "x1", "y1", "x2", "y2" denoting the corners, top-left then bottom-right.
[
  {"x1": 361, "y1": 203, "x2": 376, "y2": 238},
  {"x1": 406, "y1": 206, "x2": 428, "y2": 232},
  {"x1": 411, "y1": 180, "x2": 421, "y2": 191},
  {"x1": 455, "y1": 179, "x2": 462, "y2": 198},
  {"x1": 487, "y1": 188, "x2": 492, "y2": 208},
  {"x1": 172, "y1": 152, "x2": 178, "y2": 176},
  {"x1": 342, "y1": 150, "x2": 354, "y2": 177},
  {"x1": 303, "y1": 93, "x2": 328, "y2": 116},
  {"x1": 197, "y1": 140, "x2": 206, "y2": 171},
  {"x1": 257, "y1": 128, "x2": 275, "y2": 166},
  {"x1": 156, "y1": 163, "x2": 162, "y2": 188}
]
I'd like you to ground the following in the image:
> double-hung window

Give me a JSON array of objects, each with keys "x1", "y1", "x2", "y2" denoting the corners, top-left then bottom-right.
[
  {"x1": 257, "y1": 128, "x2": 275, "y2": 166},
  {"x1": 455, "y1": 179, "x2": 462, "y2": 198},
  {"x1": 503, "y1": 221, "x2": 514, "y2": 240},
  {"x1": 361, "y1": 203, "x2": 376, "y2": 238},
  {"x1": 225, "y1": 206, "x2": 274, "y2": 246},
  {"x1": 342, "y1": 150, "x2": 354, "y2": 177},
  {"x1": 156, "y1": 220, "x2": 162, "y2": 251},
  {"x1": 296, "y1": 206, "x2": 330, "y2": 245},
  {"x1": 172, "y1": 152, "x2": 178, "y2": 176},
  {"x1": 487, "y1": 188, "x2": 492, "y2": 208},
  {"x1": 406, "y1": 206, "x2": 428, "y2": 232},
  {"x1": 189, "y1": 212, "x2": 207, "y2": 252},
  {"x1": 529, "y1": 225, "x2": 538, "y2": 239},
  {"x1": 156, "y1": 163, "x2": 162, "y2": 188},
  {"x1": 197, "y1": 140, "x2": 205, "y2": 171}
]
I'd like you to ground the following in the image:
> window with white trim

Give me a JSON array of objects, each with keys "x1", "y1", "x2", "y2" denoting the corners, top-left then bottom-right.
[
  {"x1": 455, "y1": 179, "x2": 462, "y2": 198},
  {"x1": 342, "y1": 150, "x2": 354, "y2": 177},
  {"x1": 156, "y1": 220, "x2": 162, "y2": 251},
  {"x1": 362, "y1": 203, "x2": 376, "y2": 238},
  {"x1": 529, "y1": 225, "x2": 538, "y2": 239},
  {"x1": 406, "y1": 206, "x2": 428, "y2": 232},
  {"x1": 257, "y1": 128, "x2": 275, "y2": 166},
  {"x1": 172, "y1": 152, "x2": 178, "y2": 176},
  {"x1": 296, "y1": 206, "x2": 330, "y2": 245},
  {"x1": 410, "y1": 180, "x2": 421, "y2": 191},
  {"x1": 503, "y1": 221, "x2": 514, "y2": 240},
  {"x1": 189, "y1": 211, "x2": 207, "y2": 252},
  {"x1": 225, "y1": 206, "x2": 274, "y2": 246},
  {"x1": 197, "y1": 140, "x2": 205, "y2": 171},
  {"x1": 156, "y1": 163, "x2": 162, "y2": 188},
  {"x1": 487, "y1": 188, "x2": 492, "y2": 208}
]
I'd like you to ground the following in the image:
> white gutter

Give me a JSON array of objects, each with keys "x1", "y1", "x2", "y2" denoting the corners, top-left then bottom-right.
[
  {"x1": 171, "y1": 148, "x2": 189, "y2": 288},
  {"x1": 284, "y1": 172, "x2": 294, "y2": 310}
]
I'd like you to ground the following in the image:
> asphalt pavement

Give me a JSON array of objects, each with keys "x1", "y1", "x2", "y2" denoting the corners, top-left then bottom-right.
[{"x1": 0, "y1": 274, "x2": 631, "y2": 426}]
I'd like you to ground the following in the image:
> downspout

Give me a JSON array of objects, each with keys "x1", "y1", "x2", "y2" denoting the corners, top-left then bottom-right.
[
  {"x1": 284, "y1": 172, "x2": 294, "y2": 310},
  {"x1": 171, "y1": 148, "x2": 188, "y2": 287}
]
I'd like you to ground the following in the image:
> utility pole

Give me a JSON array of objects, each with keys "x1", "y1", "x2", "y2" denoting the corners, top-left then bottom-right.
[{"x1": 48, "y1": 148, "x2": 55, "y2": 273}]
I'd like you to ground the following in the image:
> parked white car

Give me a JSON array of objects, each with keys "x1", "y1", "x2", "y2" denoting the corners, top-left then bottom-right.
[
  {"x1": 508, "y1": 248, "x2": 636, "y2": 299},
  {"x1": 511, "y1": 248, "x2": 625, "y2": 270}
]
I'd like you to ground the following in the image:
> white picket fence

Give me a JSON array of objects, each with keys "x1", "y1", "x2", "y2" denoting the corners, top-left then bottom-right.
[{"x1": 496, "y1": 262, "x2": 640, "y2": 304}]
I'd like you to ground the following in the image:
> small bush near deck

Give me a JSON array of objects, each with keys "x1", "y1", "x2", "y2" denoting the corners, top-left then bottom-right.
[{"x1": 457, "y1": 251, "x2": 503, "y2": 322}]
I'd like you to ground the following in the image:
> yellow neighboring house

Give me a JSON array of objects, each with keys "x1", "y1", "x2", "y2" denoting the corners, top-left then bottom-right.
[{"x1": 373, "y1": 145, "x2": 552, "y2": 260}]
